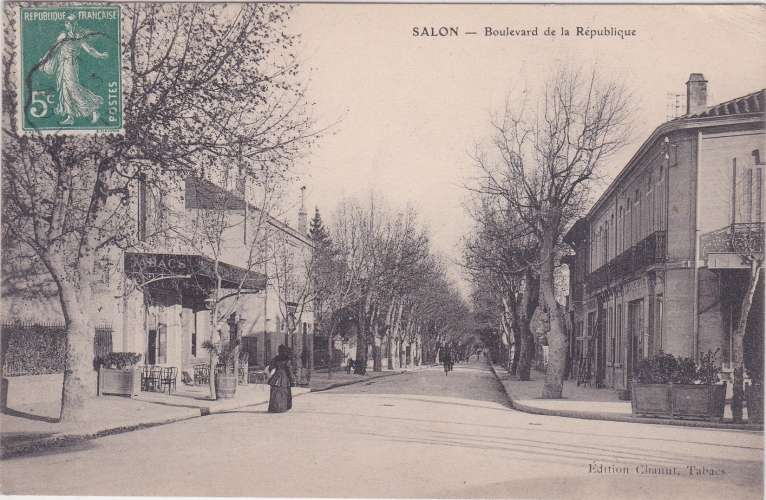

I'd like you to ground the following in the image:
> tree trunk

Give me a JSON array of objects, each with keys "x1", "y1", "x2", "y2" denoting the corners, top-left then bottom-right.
[
  {"x1": 518, "y1": 319, "x2": 535, "y2": 381},
  {"x1": 732, "y1": 261, "x2": 762, "y2": 423},
  {"x1": 327, "y1": 321, "x2": 333, "y2": 379},
  {"x1": 516, "y1": 271, "x2": 539, "y2": 381},
  {"x1": 354, "y1": 320, "x2": 368, "y2": 375},
  {"x1": 58, "y1": 281, "x2": 98, "y2": 423},
  {"x1": 541, "y1": 225, "x2": 567, "y2": 399},
  {"x1": 510, "y1": 330, "x2": 522, "y2": 375}
]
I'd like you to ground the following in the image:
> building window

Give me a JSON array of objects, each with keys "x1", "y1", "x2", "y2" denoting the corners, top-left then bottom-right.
[
  {"x1": 616, "y1": 303, "x2": 622, "y2": 364},
  {"x1": 618, "y1": 207, "x2": 623, "y2": 252},
  {"x1": 655, "y1": 295, "x2": 663, "y2": 353},
  {"x1": 634, "y1": 189, "x2": 641, "y2": 242},
  {"x1": 608, "y1": 306, "x2": 614, "y2": 364},
  {"x1": 626, "y1": 198, "x2": 632, "y2": 247},
  {"x1": 733, "y1": 153, "x2": 764, "y2": 224}
]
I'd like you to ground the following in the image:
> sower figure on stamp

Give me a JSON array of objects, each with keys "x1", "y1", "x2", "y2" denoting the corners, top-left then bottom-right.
[
  {"x1": 39, "y1": 14, "x2": 107, "y2": 125},
  {"x1": 267, "y1": 345, "x2": 295, "y2": 413}
]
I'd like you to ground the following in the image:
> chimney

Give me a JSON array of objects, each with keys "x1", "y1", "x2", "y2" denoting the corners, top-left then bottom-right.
[
  {"x1": 297, "y1": 186, "x2": 307, "y2": 235},
  {"x1": 686, "y1": 73, "x2": 708, "y2": 115}
]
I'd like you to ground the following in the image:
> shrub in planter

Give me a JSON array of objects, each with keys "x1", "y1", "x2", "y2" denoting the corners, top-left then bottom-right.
[
  {"x1": 669, "y1": 349, "x2": 726, "y2": 421},
  {"x1": 96, "y1": 352, "x2": 142, "y2": 370},
  {"x1": 203, "y1": 340, "x2": 239, "y2": 399},
  {"x1": 636, "y1": 351, "x2": 676, "y2": 384},
  {"x1": 671, "y1": 357, "x2": 697, "y2": 385},
  {"x1": 97, "y1": 352, "x2": 142, "y2": 398},
  {"x1": 632, "y1": 352, "x2": 676, "y2": 416}
]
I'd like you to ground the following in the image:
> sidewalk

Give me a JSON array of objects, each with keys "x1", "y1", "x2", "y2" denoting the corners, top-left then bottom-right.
[
  {"x1": 490, "y1": 364, "x2": 763, "y2": 431},
  {"x1": 1, "y1": 365, "x2": 423, "y2": 459}
]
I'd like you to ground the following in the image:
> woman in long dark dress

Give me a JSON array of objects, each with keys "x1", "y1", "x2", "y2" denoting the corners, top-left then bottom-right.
[{"x1": 267, "y1": 345, "x2": 295, "y2": 413}]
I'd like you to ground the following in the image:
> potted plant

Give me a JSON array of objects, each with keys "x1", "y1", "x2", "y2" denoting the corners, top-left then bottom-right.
[
  {"x1": 203, "y1": 339, "x2": 239, "y2": 399},
  {"x1": 671, "y1": 349, "x2": 726, "y2": 421},
  {"x1": 746, "y1": 367, "x2": 763, "y2": 424},
  {"x1": 96, "y1": 352, "x2": 142, "y2": 398},
  {"x1": 631, "y1": 350, "x2": 727, "y2": 421},
  {"x1": 631, "y1": 351, "x2": 675, "y2": 417}
]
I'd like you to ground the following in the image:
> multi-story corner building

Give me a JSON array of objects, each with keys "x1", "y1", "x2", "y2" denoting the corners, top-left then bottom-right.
[
  {"x1": 2, "y1": 174, "x2": 315, "y2": 381},
  {"x1": 564, "y1": 74, "x2": 764, "y2": 393}
]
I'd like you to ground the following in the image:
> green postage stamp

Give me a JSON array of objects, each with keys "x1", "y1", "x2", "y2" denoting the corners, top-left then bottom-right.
[{"x1": 18, "y1": 5, "x2": 122, "y2": 134}]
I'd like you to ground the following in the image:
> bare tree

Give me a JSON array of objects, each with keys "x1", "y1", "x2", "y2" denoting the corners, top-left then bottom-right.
[
  {"x1": 472, "y1": 67, "x2": 631, "y2": 398},
  {"x1": 463, "y1": 190, "x2": 540, "y2": 378},
  {"x1": 2, "y1": 4, "x2": 316, "y2": 420}
]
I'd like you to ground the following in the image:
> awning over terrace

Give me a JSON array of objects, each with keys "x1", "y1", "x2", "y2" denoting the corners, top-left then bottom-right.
[{"x1": 124, "y1": 252, "x2": 267, "y2": 291}]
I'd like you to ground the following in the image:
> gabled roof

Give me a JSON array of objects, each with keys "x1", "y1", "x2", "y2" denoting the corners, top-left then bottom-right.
[
  {"x1": 184, "y1": 177, "x2": 313, "y2": 247},
  {"x1": 677, "y1": 89, "x2": 764, "y2": 120},
  {"x1": 185, "y1": 177, "x2": 246, "y2": 211}
]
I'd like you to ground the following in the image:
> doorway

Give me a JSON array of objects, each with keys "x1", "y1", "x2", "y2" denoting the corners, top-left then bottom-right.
[
  {"x1": 147, "y1": 329, "x2": 157, "y2": 365},
  {"x1": 626, "y1": 299, "x2": 644, "y2": 387}
]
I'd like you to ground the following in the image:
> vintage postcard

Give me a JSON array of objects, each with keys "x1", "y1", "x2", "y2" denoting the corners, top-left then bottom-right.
[{"x1": 0, "y1": 2, "x2": 764, "y2": 500}]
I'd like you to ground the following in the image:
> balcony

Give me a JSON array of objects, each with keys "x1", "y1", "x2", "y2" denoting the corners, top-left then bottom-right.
[
  {"x1": 634, "y1": 230, "x2": 667, "y2": 269},
  {"x1": 700, "y1": 223, "x2": 765, "y2": 260},
  {"x1": 586, "y1": 231, "x2": 667, "y2": 292}
]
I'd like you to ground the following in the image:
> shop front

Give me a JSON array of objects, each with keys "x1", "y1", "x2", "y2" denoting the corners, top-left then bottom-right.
[{"x1": 123, "y1": 252, "x2": 267, "y2": 375}]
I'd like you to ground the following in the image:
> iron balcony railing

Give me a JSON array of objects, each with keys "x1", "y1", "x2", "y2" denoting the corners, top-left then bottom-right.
[
  {"x1": 700, "y1": 222, "x2": 765, "y2": 260},
  {"x1": 586, "y1": 230, "x2": 667, "y2": 292}
]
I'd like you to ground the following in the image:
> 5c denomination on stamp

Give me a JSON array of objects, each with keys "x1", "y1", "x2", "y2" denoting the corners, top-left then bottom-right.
[{"x1": 18, "y1": 5, "x2": 122, "y2": 135}]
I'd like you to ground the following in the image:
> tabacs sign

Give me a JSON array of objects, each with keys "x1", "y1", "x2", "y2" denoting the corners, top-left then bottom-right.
[{"x1": 18, "y1": 6, "x2": 123, "y2": 135}]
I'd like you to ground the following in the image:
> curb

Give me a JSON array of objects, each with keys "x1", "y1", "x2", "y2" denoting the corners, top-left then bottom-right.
[
  {"x1": 1, "y1": 387, "x2": 312, "y2": 460},
  {"x1": 309, "y1": 370, "x2": 405, "y2": 392},
  {"x1": 0, "y1": 410, "x2": 200, "y2": 460},
  {"x1": 488, "y1": 363, "x2": 764, "y2": 432}
]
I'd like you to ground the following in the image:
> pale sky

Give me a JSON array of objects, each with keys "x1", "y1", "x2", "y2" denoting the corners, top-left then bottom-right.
[{"x1": 284, "y1": 4, "x2": 766, "y2": 293}]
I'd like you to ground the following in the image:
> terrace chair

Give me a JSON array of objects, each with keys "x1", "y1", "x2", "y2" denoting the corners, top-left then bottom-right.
[
  {"x1": 194, "y1": 364, "x2": 209, "y2": 385},
  {"x1": 147, "y1": 366, "x2": 163, "y2": 392},
  {"x1": 160, "y1": 367, "x2": 177, "y2": 394},
  {"x1": 141, "y1": 365, "x2": 151, "y2": 391}
]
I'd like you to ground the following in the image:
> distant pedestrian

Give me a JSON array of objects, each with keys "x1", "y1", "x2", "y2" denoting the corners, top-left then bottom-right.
[
  {"x1": 267, "y1": 344, "x2": 295, "y2": 413},
  {"x1": 346, "y1": 358, "x2": 354, "y2": 374},
  {"x1": 444, "y1": 350, "x2": 453, "y2": 376}
]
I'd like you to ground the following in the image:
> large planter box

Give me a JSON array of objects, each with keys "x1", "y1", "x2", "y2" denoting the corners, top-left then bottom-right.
[
  {"x1": 746, "y1": 383, "x2": 764, "y2": 424},
  {"x1": 672, "y1": 383, "x2": 726, "y2": 420},
  {"x1": 631, "y1": 383, "x2": 672, "y2": 417},
  {"x1": 98, "y1": 367, "x2": 141, "y2": 398},
  {"x1": 632, "y1": 382, "x2": 726, "y2": 420}
]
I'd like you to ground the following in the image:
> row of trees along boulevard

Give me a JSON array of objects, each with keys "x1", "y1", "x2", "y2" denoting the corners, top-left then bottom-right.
[
  {"x1": 309, "y1": 194, "x2": 473, "y2": 377},
  {"x1": 464, "y1": 67, "x2": 632, "y2": 398}
]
